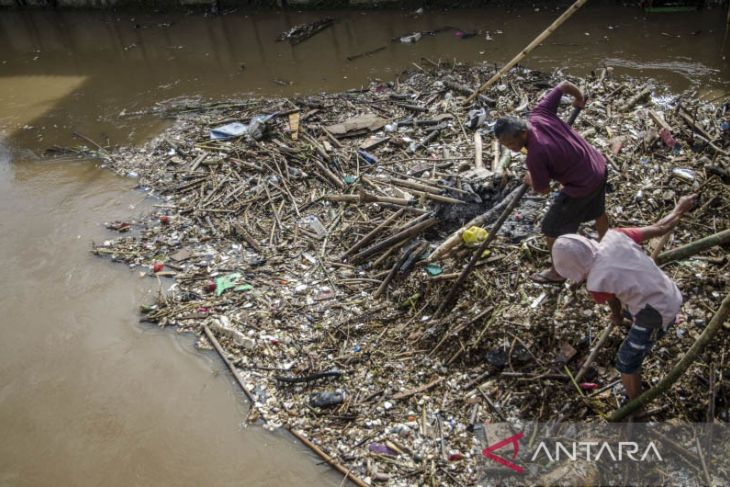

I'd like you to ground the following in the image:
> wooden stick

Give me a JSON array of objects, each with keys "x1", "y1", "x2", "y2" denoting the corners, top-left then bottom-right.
[
  {"x1": 288, "y1": 429, "x2": 371, "y2": 487},
  {"x1": 574, "y1": 322, "x2": 614, "y2": 383},
  {"x1": 393, "y1": 376, "x2": 444, "y2": 400},
  {"x1": 359, "y1": 190, "x2": 412, "y2": 206},
  {"x1": 341, "y1": 208, "x2": 405, "y2": 258},
  {"x1": 492, "y1": 140, "x2": 501, "y2": 172},
  {"x1": 464, "y1": 0, "x2": 591, "y2": 104},
  {"x1": 350, "y1": 217, "x2": 438, "y2": 264},
  {"x1": 202, "y1": 325, "x2": 259, "y2": 408},
  {"x1": 608, "y1": 290, "x2": 730, "y2": 421},
  {"x1": 655, "y1": 228, "x2": 730, "y2": 265},
  {"x1": 474, "y1": 132, "x2": 484, "y2": 170},
  {"x1": 651, "y1": 232, "x2": 673, "y2": 262}
]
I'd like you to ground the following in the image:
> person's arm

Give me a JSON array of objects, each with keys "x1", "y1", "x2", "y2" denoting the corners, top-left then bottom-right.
[
  {"x1": 637, "y1": 194, "x2": 697, "y2": 241},
  {"x1": 607, "y1": 297, "x2": 624, "y2": 326},
  {"x1": 523, "y1": 171, "x2": 550, "y2": 194},
  {"x1": 524, "y1": 149, "x2": 551, "y2": 194},
  {"x1": 557, "y1": 81, "x2": 586, "y2": 109}
]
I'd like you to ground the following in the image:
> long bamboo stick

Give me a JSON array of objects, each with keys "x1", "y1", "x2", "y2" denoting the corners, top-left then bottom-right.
[
  {"x1": 655, "y1": 228, "x2": 730, "y2": 265},
  {"x1": 350, "y1": 217, "x2": 439, "y2": 264},
  {"x1": 464, "y1": 0, "x2": 591, "y2": 104},
  {"x1": 341, "y1": 208, "x2": 405, "y2": 259}
]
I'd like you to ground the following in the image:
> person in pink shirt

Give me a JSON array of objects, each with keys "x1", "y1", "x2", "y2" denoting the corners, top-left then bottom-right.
[
  {"x1": 494, "y1": 81, "x2": 608, "y2": 284},
  {"x1": 551, "y1": 194, "x2": 696, "y2": 404}
]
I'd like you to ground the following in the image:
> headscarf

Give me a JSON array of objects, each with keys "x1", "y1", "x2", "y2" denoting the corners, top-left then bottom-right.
[{"x1": 552, "y1": 234, "x2": 599, "y2": 283}]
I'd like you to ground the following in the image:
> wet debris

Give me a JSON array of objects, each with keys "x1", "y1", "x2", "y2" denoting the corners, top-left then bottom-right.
[
  {"x1": 89, "y1": 61, "x2": 730, "y2": 485},
  {"x1": 277, "y1": 17, "x2": 335, "y2": 45}
]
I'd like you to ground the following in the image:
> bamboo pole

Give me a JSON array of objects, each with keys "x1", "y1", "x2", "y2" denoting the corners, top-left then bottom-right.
[
  {"x1": 464, "y1": 0, "x2": 591, "y2": 104},
  {"x1": 608, "y1": 290, "x2": 730, "y2": 422},
  {"x1": 474, "y1": 132, "x2": 484, "y2": 170},
  {"x1": 655, "y1": 228, "x2": 730, "y2": 265},
  {"x1": 288, "y1": 429, "x2": 371, "y2": 487},
  {"x1": 574, "y1": 322, "x2": 614, "y2": 383},
  {"x1": 341, "y1": 208, "x2": 405, "y2": 259},
  {"x1": 350, "y1": 217, "x2": 439, "y2": 264}
]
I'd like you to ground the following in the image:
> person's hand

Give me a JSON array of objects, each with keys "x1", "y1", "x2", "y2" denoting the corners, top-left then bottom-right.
[
  {"x1": 523, "y1": 172, "x2": 533, "y2": 188},
  {"x1": 572, "y1": 95, "x2": 586, "y2": 109},
  {"x1": 612, "y1": 315, "x2": 630, "y2": 328},
  {"x1": 675, "y1": 194, "x2": 698, "y2": 215}
]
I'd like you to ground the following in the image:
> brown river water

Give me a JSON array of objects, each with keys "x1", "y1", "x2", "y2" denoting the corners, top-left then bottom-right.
[{"x1": 0, "y1": 6, "x2": 728, "y2": 486}]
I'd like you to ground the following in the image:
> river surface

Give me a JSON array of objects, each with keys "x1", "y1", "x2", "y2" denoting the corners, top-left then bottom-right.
[{"x1": 0, "y1": 5, "x2": 728, "y2": 486}]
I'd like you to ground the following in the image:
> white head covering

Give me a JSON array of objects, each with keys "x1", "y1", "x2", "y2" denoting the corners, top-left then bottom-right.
[{"x1": 552, "y1": 234, "x2": 599, "y2": 283}]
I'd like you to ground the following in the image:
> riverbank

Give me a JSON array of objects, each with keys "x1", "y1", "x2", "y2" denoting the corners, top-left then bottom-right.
[{"x1": 90, "y1": 60, "x2": 730, "y2": 485}]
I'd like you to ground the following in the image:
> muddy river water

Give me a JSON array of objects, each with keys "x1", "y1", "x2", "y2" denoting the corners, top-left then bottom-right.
[{"x1": 0, "y1": 5, "x2": 728, "y2": 486}]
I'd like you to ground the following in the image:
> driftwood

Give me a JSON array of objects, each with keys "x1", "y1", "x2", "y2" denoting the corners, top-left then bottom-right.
[
  {"x1": 341, "y1": 208, "x2": 404, "y2": 259},
  {"x1": 656, "y1": 228, "x2": 730, "y2": 264},
  {"x1": 620, "y1": 87, "x2": 652, "y2": 112},
  {"x1": 464, "y1": 0, "x2": 591, "y2": 104},
  {"x1": 350, "y1": 217, "x2": 439, "y2": 264},
  {"x1": 608, "y1": 290, "x2": 730, "y2": 421},
  {"x1": 574, "y1": 322, "x2": 614, "y2": 383}
]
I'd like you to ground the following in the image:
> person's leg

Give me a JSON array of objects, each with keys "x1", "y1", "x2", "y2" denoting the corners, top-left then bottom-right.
[
  {"x1": 536, "y1": 194, "x2": 578, "y2": 283},
  {"x1": 616, "y1": 305, "x2": 665, "y2": 403},
  {"x1": 595, "y1": 213, "x2": 609, "y2": 240},
  {"x1": 621, "y1": 371, "x2": 642, "y2": 400}
]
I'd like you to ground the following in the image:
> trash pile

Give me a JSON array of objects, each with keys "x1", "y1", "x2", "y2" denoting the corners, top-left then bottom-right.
[{"x1": 93, "y1": 61, "x2": 729, "y2": 485}]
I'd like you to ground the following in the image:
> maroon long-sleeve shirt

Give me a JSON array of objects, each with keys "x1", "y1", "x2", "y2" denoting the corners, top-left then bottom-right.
[{"x1": 525, "y1": 87, "x2": 606, "y2": 198}]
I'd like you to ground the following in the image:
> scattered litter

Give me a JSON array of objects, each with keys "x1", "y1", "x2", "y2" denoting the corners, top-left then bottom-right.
[{"x1": 91, "y1": 59, "x2": 730, "y2": 487}]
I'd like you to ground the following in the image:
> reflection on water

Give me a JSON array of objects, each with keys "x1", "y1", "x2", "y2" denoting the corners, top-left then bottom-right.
[
  {"x1": 0, "y1": 6, "x2": 728, "y2": 150},
  {"x1": 0, "y1": 5, "x2": 728, "y2": 487}
]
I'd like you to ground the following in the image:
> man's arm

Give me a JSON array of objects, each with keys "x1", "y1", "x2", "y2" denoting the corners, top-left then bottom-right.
[
  {"x1": 607, "y1": 297, "x2": 624, "y2": 326},
  {"x1": 557, "y1": 81, "x2": 586, "y2": 109},
  {"x1": 637, "y1": 194, "x2": 697, "y2": 241},
  {"x1": 523, "y1": 171, "x2": 550, "y2": 194}
]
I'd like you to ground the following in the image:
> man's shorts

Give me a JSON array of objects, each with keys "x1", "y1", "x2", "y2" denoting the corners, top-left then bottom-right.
[
  {"x1": 616, "y1": 304, "x2": 672, "y2": 375},
  {"x1": 541, "y1": 169, "x2": 608, "y2": 238}
]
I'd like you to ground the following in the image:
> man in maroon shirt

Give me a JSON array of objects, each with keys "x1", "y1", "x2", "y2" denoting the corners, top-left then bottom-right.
[{"x1": 494, "y1": 81, "x2": 609, "y2": 284}]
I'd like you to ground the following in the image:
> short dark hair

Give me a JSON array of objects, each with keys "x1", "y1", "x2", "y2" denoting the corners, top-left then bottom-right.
[{"x1": 494, "y1": 117, "x2": 527, "y2": 139}]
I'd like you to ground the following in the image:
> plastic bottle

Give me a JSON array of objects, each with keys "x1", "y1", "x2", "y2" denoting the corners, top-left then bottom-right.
[{"x1": 310, "y1": 390, "x2": 345, "y2": 408}]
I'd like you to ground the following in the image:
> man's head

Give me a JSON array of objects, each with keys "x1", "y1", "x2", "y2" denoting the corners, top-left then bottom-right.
[{"x1": 494, "y1": 117, "x2": 528, "y2": 152}]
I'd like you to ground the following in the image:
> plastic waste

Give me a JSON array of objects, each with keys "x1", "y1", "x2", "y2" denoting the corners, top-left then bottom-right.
[
  {"x1": 462, "y1": 226, "x2": 488, "y2": 246},
  {"x1": 301, "y1": 215, "x2": 327, "y2": 238},
  {"x1": 467, "y1": 108, "x2": 487, "y2": 130},
  {"x1": 369, "y1": 443, "x2": 398, "y2": 456},
  {"x1": 425, "y1": 263, "x2": 443, "y2": 276},
  {"x1": 399, "y1": 32, "x2": 422, "y2": 43},
  {"x1": 357, "y1": 149, "x2": 378, "y2": 165},
  {"x1": 672, "y1": 168, "x2": 696, "y2": 182},
  {"x1": 209, "y1": 114, "x2": 275, "y2": 141},
  {"x1": 310, "y1": 390, "x2": 345, "y2": 408},
  {"x1": 215, "y1": 272, "x2": 249, "y2": 296}
]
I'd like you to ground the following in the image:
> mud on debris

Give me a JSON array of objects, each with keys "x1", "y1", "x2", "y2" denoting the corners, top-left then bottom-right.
[{"x1": 90, "y1": 61, "x2": 729, "y2": 485}]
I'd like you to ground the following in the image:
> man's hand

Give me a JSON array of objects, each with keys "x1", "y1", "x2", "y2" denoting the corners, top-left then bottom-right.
[
  {"x1": 675, "y1": 194, "x2": 698, "y2": 215},
  {"x1": 558, "y1": 81, "x2": 586, "y2": 109},
  {"x1": 572, "y1": 95, "x2": 586, "y2": 109},
  {"x1": 523, "y1": 172, "x2": 533, "y2": 188}
]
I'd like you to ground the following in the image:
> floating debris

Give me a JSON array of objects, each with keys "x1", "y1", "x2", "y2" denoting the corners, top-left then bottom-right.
[{"x1": 92, "y1": 60, "x2": 730, "y2": 486}]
